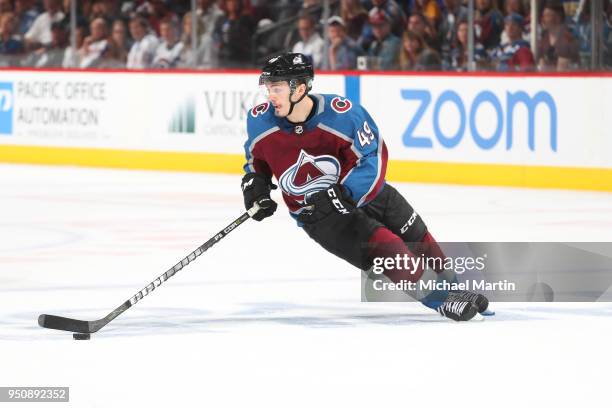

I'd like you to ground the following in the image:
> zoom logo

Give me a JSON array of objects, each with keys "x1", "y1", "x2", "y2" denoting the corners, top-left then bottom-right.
[
  {"x1": 401, "y1": 89, "x2": 557, "y2": 152},
  {"x1": 0, "y1": 82, "x2": 13, "y2": 135}
]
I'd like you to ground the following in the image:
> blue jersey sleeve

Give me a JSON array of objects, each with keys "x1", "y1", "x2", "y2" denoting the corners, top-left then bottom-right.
[
  {"x1": 339, "y1": 104, "x2": 387, "y2": 207},
  {"x1": 244, "y1": 103, "x2": 276, "y2": 176}
]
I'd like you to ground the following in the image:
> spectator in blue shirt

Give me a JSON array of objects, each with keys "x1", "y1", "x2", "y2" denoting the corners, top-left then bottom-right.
[
  {"x1": 360, "y1": 0, "x2": 406, "y2": 51},
  {"x1": 0, "y1": 13, "x2": 25, "y2": 56},
  {"x1": 370, "y1": 0, "x2": 406, "y2": 37},
  {"x1": 367, "y1": 8, "x2": 401, "y2": 69},
  {"x1": 14, "y1": 0, "x2": 40, "y2": 37},
  {"x1": 322, "y1": 16, "x2": 363, "y2": 70},
  {"x1": 572, "y1": 0, "x2": 612, "y2": 68}
]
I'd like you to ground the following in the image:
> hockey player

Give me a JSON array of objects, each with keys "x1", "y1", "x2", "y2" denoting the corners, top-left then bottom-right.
[{"x1": 241, "y1": 53, "x2": 489, "y2": 321}]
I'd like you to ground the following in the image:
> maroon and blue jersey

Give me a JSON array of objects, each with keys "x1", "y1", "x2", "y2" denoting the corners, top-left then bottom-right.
[{"x1": 244, "y1": 93, "x2": 388, "y2": 215}]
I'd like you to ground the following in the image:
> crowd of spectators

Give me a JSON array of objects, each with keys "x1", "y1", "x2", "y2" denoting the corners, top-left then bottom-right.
[{"x1": 0, "y1": 0, "x2": 610, "y2": 71}]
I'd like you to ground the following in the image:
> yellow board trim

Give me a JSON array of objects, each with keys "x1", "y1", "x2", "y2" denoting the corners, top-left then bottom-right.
[
  {"x1": 386, "y1": 160, "x2": 612, "y2": 191},
  {"x1": 1, "y1": 144, "x2": 611, "y2": 192},
  {"x1": 0, "y1": 145, "x2": 243, "y2": 173}
]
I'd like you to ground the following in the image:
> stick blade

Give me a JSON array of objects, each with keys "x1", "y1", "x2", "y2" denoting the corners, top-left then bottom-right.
[{"x1": 38, "y1": 314, "x2": 92, "y2": 333}]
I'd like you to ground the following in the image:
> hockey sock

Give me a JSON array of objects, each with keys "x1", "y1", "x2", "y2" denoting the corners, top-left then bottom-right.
[
  {"x1": 367, "y1": 227, "x2": 450, "y2": 309},
  {"x1": 410, "y1": 232, "x2": 447, "y2": 274},
  {"x1": 368, "y1": 226, "x2": 424, "y2": 283}
]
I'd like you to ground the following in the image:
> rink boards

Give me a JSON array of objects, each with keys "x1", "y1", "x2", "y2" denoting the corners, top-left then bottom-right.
[{"x1": 0, "y1": 69, "x2": 611, "y2": 191}]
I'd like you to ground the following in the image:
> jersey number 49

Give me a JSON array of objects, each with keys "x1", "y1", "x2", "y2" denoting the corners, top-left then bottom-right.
[{"x1": 357, "y1": 121, "x2": 375, "y2": 148}]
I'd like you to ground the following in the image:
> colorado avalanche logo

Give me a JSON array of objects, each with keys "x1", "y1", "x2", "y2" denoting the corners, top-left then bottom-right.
[
  {"x1": 251, "y1": 102, "x2": 269, "y2": 117},
  {"x1": 279, "y1": 150, "x2": 341, "y2": 199},
  {"x1": 330, "y1": 97, "x2": 352, "y2": 113}
]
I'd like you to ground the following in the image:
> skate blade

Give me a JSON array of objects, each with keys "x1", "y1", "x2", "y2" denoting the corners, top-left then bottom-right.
[
  {"x1": 471, "y1": 312, "x2": 485, "y2": 321},
  {"x1": 479, "y1": 308, "x2": 495, "y2": 316}
]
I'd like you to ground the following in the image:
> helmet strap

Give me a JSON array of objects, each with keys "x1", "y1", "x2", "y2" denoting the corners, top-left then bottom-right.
[{"x1": 287, "y1": 80, "x2": 307, "y2": 117}]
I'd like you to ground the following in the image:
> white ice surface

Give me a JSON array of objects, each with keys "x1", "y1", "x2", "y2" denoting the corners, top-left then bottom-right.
[{"x1": 1, "y1": 164, "x2": 611, "y2": 408}]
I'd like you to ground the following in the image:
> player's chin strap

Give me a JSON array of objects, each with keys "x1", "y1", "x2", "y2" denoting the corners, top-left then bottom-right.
[{"x1": 287, "y1": 82, "x2": 308, "y2": 117}]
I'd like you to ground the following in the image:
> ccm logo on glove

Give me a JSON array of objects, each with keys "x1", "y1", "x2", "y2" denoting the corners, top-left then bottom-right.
[{"x1": 327, "y1": 188, "x2": 350, "y2": 214}]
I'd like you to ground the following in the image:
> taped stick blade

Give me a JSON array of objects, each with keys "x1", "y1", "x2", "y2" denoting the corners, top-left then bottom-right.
[{"x1": 38, "y1": 314, "x2": 92, "y2": 333}]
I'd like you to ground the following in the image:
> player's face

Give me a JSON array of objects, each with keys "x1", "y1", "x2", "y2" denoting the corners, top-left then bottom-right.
[{"x1": 263, "y1": 81, "x2": 291, "y2": 117}]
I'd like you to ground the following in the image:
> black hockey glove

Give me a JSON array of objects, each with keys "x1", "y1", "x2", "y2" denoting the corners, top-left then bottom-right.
[
  {"x1": 297, "y1": 184, "x2": 356, "y2": 224},
  {"x1": 241, "y1": 173, "x2": 278, "y2": 221}
]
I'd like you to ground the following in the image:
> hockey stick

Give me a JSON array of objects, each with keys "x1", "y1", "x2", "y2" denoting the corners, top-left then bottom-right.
[{"x1": 38, "y1": 203, "x2": 261, "y2": 335}]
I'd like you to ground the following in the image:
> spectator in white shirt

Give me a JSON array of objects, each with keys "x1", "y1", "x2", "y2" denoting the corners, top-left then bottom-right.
[
  {"x1": 177, "y1": 10, "x2": 218, "y2": 69},
  {"x1": 25, "y1": 20, "x2": 66, "y2": 67},
  {"x1": 79, "y1": 17, "x2": 109, "y2": 68},
  {"x1": 126, "y1": 15, "x2": 159, "y2": 69},
  {"x1": 152, "y1": 19, "x2": 183, "y2": 68},
  {"x1": 24, "y1": 0, "x2": 64, "y2": 49},
  {"x1": 62, "y1": 22, "x2": 86, "y2": 67},
  {"x1": 292, "y1": 13, "x2": 324, "y2": 68},
  {"x1": 196, "y1": 0, "x2": 224, "y2": 37}
]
